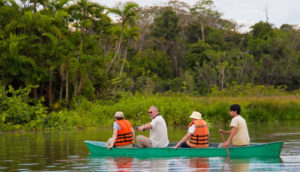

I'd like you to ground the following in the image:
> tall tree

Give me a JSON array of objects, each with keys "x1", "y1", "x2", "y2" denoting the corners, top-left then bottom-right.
[{"x1": 105, "y1": 2, "x2": 139, "y2": 73}]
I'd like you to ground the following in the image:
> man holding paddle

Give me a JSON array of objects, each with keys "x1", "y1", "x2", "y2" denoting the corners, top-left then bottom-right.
[{"x1": 218, "y1": 104, "x2": 250, "y2": 148}]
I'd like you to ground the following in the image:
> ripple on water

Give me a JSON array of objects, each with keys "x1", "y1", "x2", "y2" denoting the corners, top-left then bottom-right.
[
  {"x1": 19, "y1": 163, "x2": 39, "y2": 166},
  {"x1": 71, "y1": 166, "x2": 89, "y2": 170},
  {"x1": 68, "y1": 155, "x2": 80, "y2": 159},
  {"x1": 0, "y1": 167, "x2": 8, "y2": 170},
  {"x1": 3, "y1": 160, "x2": 13, "y2": 162},
  {"x1": 46, "y1": 165, "x2": 56, "y2": 168},
  {"x1": 281, "y1": 156, "x2": 300, "y2": 163},
  {"x1": 17, "y1": 168, "x2": 30, "y2": 172}
]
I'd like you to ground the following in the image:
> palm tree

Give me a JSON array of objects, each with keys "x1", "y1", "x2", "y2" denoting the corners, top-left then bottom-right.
[
  {"x1": 67, "y1": 0, "x2": 108, "y2": 96},
  {"x1": 105, "y1": 2, "x2": 139, "y2": 73},
  {"x1": 119, "y1": 26, "x2": 139, "y2": 77}
]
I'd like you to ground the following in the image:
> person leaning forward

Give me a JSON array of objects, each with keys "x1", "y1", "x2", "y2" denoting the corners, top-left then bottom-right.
[
  {"x1": 105, "y1": 111, "x2": 135, "y2": 149},
  {"x1": 218, "y1": 104, "x2": 250, "y2": 148},
  {"x1": 136, "y1": 106, "x2": 169, "y2": 148},
  {"x1": 174, "y1": 111, "x2": 209, "y2": 149}
]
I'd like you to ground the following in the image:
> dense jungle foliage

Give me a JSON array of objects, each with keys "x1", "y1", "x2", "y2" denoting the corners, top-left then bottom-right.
[{"x1": 1, "y1": 0, "x2": 300, "y2": 130}]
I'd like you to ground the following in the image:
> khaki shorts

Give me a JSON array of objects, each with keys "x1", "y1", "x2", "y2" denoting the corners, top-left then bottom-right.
[
  {"x1": 136, "y1": 135, "x2": 152, "y2": 147},
  {"x1": 218, "y1": 142, "x2": 233, "y2": 148},
  {"x1": 218, "y1": 142, "x2": 248, "y2": 148}
]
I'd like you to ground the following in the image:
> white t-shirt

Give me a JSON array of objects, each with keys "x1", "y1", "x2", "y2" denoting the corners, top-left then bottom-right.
[
  {"x1": 188, "y1": 124, "x2": 195, "y2": 134},
  {"x1": 188, "y1": 124, "x2": 210, "y2": 135},
  {"x1": 113, "y1": 122, "x2": 121, "y2": 131},
  {"x1": 230, "y1": 115, "x2": 250, "y2": 146},
  {"x1": 150, "y1": 115, "x2": 169, "y2": 147}
]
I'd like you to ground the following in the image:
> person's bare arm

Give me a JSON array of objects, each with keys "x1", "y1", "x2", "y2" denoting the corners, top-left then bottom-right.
[
  {"x1": 131, "y1": 128, "x2": 135, "y2": 141},
  {"x1": 174, "y1": 133, "x2": 192, "y2": 149},
  {"x1": 138, "y1": 123, "x2": 152, "y2": 131},
  {"x1": 107, "y1": 128, "x2": 118, "y2": 149},
  {"x1": 224, "y1": 126, "x2": 237, "y2": 147},
  {"x1": 219, "y1": 129, "x2": 231, "y2": 135}
]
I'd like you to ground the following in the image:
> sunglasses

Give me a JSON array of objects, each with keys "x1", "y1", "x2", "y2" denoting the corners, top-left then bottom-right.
[{"x1": 148, "y1": 111, "x2": 153, "y2": 114}]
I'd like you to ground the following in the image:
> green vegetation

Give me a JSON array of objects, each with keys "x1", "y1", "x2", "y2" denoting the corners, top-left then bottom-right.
[
  {"x1": 0, "y1": 86, "x2": 47, "y2": 131},
  {"x1": 1, "y1": 0, "x2": 300, "y2": 131},
  {"x1": 1, "y1": 85, "x2": 300, "y2": 131},
  {"x1": 45, "y1": 93, "x2": 300, "y2": 130}
]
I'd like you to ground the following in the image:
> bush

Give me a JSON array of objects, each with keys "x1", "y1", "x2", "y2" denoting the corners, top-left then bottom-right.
[
  {"x1": 1, "y1": 85, "x2": 300, "y2": 131},
  {"x1": 0, "y1": 85, "x2": 47, "y2": 131},
  {"x1": 44, "y1": 93, "x2": 300, "y2": 130}
]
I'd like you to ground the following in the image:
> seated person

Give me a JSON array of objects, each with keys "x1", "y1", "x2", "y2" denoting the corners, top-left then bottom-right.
[
  {"x1": 218, "y1": 104, "x2": 250, "y2": 147},
  {"x1": 106, "y1": 111, "x2": 134, "y2": 149},
  {"x1": 136, "y1": 106, "x2": 169, "y2": 148},
  {"x1": 175, "y1": 111, "x2": 209, "y2": 148}
]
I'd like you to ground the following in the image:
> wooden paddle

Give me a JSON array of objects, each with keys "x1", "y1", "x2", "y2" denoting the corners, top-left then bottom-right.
[{"x1": 221, "y1": 133, "x2": 230, "y2": 158}]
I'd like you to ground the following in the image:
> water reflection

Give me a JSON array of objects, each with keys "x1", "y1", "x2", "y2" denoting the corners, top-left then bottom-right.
[
  {"x1": 86, "y1": 156, "x2": 285, "y2": 172},
  {"x1": 1, "y1": 121, "x2": 300, "y2": 171},
  {"x1": 188, "y1": 158, "x2": 209, "y2": 171},
  {"x1": 108, "y1": 158, "x2": 134, "y2": 172}
]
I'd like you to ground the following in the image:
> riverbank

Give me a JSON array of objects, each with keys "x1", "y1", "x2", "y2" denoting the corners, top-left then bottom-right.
[
  {"x1": 42, "y1": 94, "x2": 300, "y2": 130},
  {"x1": 1, "y1": 91, "x2": 300, "y2": 131}
]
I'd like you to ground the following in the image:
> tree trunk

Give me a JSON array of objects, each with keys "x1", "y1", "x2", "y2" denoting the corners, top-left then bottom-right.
[
  {"x1": 77, "y1": 75, "x2": 85, "y2": 95},
  {"x1": 105, "y1": 27, "x2": 124, "y2": 73},
  {"x1": 104, "y1": 39, "x2": 110, "y2": 62},
  {"x1": 59, "y1": 79, "x2": 63, "y2": 101},
  {"x1": 119, "y1": 46, "x2": 128, "y2": 77},
  {"x1": 66, "y1": 69, "x2": 69, "y2": 102},
  {"x1": 139, "y1": 32, "x2": 146, "y2": 52},
  {"x1": 115, "y1": 46, "x2": 123, "y2": 73},
  {"x1": 200, "y1": 20, "x2": 205, "y2": 42},
  {"x1": 174, "y1": 54, "x2": 179, "y2": 77},
  {"x1": 221, "y1": 67, "x2": 224, "y2": 91},
  {"x1": 32, "y1": 88, "x2": 38, "y2": 99},
  {"x1": 49, "y1": 70, "x2": 53, "y2": 105}
]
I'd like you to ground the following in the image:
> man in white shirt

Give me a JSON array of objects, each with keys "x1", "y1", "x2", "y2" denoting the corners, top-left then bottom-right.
[
  {"x1": 137, "y1": 106, "x2": 169, "y2": 147},
  {"x1": 219, "y1": 104, "x2": 250, "y2": 147}
]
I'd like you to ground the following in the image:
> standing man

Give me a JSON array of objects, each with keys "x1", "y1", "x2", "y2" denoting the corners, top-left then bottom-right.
[
  {"x1": 136, "y1": 106, "x2": 169, "y2": 148},
  {"x1": 106, "y1": 111, "x2": 135, "y2": 149},
  {"x1": 174, "y1": 111, "x2": 209, "y2": 148},
  {"x1": 218, "y1": 104, "x2": 250, "y2": 148}
]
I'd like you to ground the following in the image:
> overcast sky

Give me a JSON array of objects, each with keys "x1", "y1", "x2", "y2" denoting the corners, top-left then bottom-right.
[{"x1": 93, "y1": 0, "x2": 300, "y2": 32}]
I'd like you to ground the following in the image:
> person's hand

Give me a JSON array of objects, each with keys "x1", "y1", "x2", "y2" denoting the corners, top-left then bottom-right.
[
  {"x1": 219, "y1": 129, "x2": 224, "y2": 134},
  {"x1": 174, "y1": 143, "x2": 180, "y2": 149},
  {"x1": 138, "y1": 126, "x2": 144, "y2": 132},
  {"x1": 224, "y1": 140, "x2": 230, "y2": 147},
  {"x1": 107, "y1": 145, "x2": 113, "y2": 149}
]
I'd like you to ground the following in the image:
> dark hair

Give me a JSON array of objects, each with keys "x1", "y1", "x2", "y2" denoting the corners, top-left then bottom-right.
[
  {"x1": 230, "y1": 104, "x2": 241, "y2": 114},
  {"x1": 115, "y1": 117, "x2": 123, "y2": 120}
]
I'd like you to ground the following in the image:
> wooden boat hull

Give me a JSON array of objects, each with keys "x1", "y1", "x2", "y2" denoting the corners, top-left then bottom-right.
[{"x1": 84, "y1": 141, "x2": 283, "y2": 158}]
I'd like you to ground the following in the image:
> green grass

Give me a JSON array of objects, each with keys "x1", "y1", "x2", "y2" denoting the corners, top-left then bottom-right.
[
  {"x1": 1, "y1": 84, "x2": 300, "y2": 131},
  {"x1": 45, "y1": 94, "x2": 300, "y2": 130}
]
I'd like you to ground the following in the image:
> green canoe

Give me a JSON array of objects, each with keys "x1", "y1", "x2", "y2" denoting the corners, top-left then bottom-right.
[{"x1": 84, "y1": 141, "x2": 283, "y2": 158}]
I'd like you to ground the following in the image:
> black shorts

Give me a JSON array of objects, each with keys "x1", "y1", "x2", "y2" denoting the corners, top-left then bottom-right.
[{"x1": 180, "y1": 141, "x2": 192, "y2": 148}]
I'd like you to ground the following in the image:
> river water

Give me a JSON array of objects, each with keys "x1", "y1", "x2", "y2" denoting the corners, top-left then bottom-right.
[{"x1": 0, "y1": 121, "x2": 300, "y2": 171}]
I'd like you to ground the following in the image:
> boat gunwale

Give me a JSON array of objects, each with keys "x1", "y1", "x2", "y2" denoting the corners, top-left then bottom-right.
[{"x1": 84, "y1": 140, "x2": 283, "y2": 150}]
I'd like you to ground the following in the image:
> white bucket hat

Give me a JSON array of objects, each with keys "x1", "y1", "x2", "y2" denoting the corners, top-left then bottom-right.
[
  {"x1": 189, "y1": 111, "x2": 202, "y2": 119},
  {"x1": 114, "y1": 111, "x2": 124, "y2": 118}
]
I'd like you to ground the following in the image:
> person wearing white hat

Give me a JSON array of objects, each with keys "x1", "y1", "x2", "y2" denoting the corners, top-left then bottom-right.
[
  {"x1": 174, "y1": 111, "x2": 209, "y2": 148},
  {"x1": 106, "y1": 111, "x2": 135, "y2": 149}
]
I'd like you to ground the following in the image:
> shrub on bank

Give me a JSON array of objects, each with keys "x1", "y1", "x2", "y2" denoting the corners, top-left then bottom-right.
[
  {"x1": 46, "y1": 94, "x2": 300, "y2": 129},
  {"x1": 0, "y1": 86, "x2": 47, "y2": 131},
  {"x1": 1, "y1": 85, "x2": 300, "y2": 131}
]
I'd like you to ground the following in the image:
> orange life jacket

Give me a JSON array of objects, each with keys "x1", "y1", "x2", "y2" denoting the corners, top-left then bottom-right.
[
  {"x1": 187, "y1": 119, "x2": 209, "y2": 148},
  {"x1": 114, "y1": 119, "x2": 134, "y2": 146}
]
